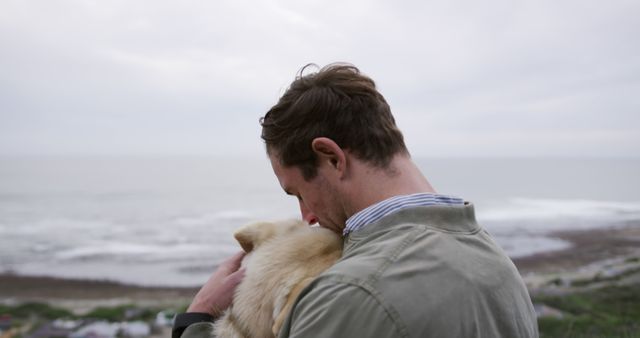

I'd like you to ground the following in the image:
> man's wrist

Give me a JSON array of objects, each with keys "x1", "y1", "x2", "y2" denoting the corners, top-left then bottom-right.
[{"x1": 172, "y1": 312, "x2": 217, "y2": 338}]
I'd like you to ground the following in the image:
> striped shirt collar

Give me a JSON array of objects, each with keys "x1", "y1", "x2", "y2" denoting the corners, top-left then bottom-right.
[{"x1": 343, "y1": 192, "x2": 464, "y2": 236}]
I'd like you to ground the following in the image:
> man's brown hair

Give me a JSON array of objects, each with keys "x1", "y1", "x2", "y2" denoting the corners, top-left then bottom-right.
[{"x1": 260, "y1": 63, "x2": 408, "y2": 180}]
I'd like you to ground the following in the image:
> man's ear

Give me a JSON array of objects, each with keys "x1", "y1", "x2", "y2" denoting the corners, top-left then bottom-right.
[{"x1": 311, "y1": 137, "x2": 346, "y2": 174}]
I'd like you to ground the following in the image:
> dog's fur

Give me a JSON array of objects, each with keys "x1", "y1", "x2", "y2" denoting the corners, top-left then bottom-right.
[{"x1": 213, "y1": 219, "x2": 343, "y2": 338}]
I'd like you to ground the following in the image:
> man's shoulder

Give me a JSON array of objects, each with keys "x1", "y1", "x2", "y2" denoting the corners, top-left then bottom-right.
[{"x1": 327, "y1": 222, "x2": 420, "y2": 283}]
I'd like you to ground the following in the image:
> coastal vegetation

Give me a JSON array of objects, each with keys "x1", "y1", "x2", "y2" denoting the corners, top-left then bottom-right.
[
  {"x1": 535, "y1": 284, "x2": 640, "y2": 337},
  {"x1": 2, "y1": 283, "x2": 639, "y2": 338}
]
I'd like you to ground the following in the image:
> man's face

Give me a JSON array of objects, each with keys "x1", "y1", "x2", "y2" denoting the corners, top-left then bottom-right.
[{"x1": 269, "y1": 154, "x2": 345, "y2": 235}]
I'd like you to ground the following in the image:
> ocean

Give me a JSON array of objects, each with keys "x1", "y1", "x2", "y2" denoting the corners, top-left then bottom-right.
[{"x1": 0, "y1": 156, "x2": 639, "y2": 286}]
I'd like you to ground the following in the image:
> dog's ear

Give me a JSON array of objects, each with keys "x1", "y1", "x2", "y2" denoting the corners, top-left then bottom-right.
[
  {"x1": 234, "y1": 231, "x2": 254, "y2": 253},
  {"x1": 233, "y1": 221, "x2": 276, "y2": 253},
  {"x1": 233, "y1": 219, "x2": 307, "y2": 253}
]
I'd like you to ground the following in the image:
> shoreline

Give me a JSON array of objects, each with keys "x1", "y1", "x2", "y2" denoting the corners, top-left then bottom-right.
[
  {"x1": 0, "y1": 273, "x2": 199, "y2": 299},
  {"x1": 512, "y1": 220, "x2": 640, "y2": 276}
]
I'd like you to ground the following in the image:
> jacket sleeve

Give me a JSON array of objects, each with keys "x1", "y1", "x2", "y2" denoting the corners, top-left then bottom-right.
[{"x1": 279, "y1": 279, "x2": 408, "y2": 338}]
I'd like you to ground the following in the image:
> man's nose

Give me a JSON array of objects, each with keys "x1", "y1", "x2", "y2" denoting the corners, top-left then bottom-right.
[{"x1": 299, "y1": 201, "x2": 319, "y2": 225}]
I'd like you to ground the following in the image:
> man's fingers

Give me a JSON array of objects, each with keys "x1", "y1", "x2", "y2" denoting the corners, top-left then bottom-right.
[
  {"x1": 227, "y1": 268, "x2": 246, "y2": 286},
  {"x1": 225, "y1": 251, "x2": 246, "y2": 271},
  {"x1": 221, "y1": 251, "x2": 246, "y2": 273}
]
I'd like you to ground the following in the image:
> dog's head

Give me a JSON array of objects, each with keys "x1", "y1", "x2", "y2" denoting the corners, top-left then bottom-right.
[{"x1": 233, "y1": 219, "x2": 307, "y2": 253}]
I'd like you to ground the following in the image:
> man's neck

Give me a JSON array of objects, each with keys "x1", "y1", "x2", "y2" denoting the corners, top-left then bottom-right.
[{"x1": 342, "y1": 154, "x2": 436, "y2": 218}]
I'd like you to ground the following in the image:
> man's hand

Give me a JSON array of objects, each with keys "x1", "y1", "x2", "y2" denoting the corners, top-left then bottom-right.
[{"x1": 187, "y1": 251, "x2": 246, "y2": 317}]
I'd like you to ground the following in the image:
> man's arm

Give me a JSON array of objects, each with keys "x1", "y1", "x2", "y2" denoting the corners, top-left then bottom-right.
[{"x1": 173, "y1": 251, "x2": 246, "y2": 338}]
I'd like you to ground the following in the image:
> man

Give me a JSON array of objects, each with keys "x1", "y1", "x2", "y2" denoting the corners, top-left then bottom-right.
[{"x1": 174, "y1": 64, "x2": 539, "y2": 338}]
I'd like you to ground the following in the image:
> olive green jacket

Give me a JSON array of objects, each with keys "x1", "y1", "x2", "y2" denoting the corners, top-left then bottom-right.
[{"x1": 184, "y1": 204, "x2": 539, "y2": 338}]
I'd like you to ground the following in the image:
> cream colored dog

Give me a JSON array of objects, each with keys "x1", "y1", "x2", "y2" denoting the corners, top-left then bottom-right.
[{"x1": 214, "y1": 219, "x2": 343, "y2": 338}]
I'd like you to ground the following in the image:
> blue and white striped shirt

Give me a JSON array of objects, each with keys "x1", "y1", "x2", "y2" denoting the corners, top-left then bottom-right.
[{"x1": 343, "y1": 193, "x2": 464, "y2": 236}]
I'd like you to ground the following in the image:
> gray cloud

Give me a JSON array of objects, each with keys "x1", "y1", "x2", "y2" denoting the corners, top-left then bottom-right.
[{"x1": 1, "y1": 0, "x2": 638, "y2": 157}]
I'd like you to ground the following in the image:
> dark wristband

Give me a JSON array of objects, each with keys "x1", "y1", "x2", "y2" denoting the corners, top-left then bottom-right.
[{"x1": 172, "y1": 312, "x2": 216, "y2": 338}]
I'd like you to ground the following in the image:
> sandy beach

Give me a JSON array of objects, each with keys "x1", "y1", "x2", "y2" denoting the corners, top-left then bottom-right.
[
  {"x1": 0, "y1": 274, "x2": 198, "y2": 300},
  {"x1": 0, "y1": 274, "x2": 198, "y2": 314}
]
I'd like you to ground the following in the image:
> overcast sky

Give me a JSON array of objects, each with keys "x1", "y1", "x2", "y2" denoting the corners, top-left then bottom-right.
[{"x1": 1, "y1": 0, "x2": 638, "y2": 158}]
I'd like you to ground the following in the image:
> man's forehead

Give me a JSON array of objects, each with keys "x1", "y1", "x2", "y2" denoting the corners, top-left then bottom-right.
[
  {"x1": 268, "y1": 155, "x2": 306, "y2": 192},
  {"x1": 268, "y1": 154, "x2": 285, "y2": 176},
  {"x1": 268, "y1": 155, "x2": 290, "y2": 187}
]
